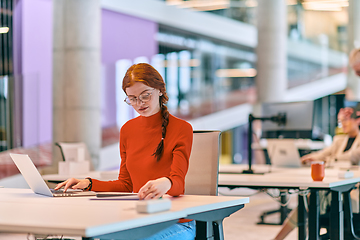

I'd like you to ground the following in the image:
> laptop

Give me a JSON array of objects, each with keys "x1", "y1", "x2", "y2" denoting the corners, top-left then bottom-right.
[
  {"x1": 9, "y1": 153, "x2": 96, "y2": 197},
  {"x1": 266, "y1": 139, "x2": 301, "y2": 168}
]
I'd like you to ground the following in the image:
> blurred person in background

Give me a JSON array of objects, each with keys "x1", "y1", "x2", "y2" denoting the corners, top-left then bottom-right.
[
  {"x1": 350, "y1": 48, "x2": 360, "y2": 77},
  {"x1": 301, "y1": 107, "x2": 360, "y2": 166}
]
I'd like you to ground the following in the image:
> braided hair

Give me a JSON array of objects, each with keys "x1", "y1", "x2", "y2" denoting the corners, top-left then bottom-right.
[{"x1": 122, "y1": 63, "x2": 169, "y2": 161}]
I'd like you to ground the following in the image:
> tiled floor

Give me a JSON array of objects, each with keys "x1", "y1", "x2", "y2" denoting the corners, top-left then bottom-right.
[{"x1": 0, "y1": 188, "x2": 302, "y2": 240}]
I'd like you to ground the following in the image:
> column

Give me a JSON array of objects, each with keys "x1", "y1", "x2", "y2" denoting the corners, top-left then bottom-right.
[
  {"x1": 52, "y1": 0, "x2": 101, "y2": 170},
  {"x1": 256, "y1": 0, "x2": 287, "y2": 103},
  {"x1": 346, "y1": 0, "x2": 360, "y2": 100}
]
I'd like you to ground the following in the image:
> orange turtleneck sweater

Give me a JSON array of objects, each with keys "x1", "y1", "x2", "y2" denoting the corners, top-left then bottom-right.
[{"x1": 91, "y1": 111, "x2": 193, "y2": 196}]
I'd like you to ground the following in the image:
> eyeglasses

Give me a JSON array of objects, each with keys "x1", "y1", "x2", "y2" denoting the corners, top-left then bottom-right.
[{"x1": 124, "y1": 89, "x2": 155, "y2": 105}]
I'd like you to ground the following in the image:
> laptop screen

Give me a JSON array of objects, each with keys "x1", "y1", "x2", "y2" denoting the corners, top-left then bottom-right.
[{"x1": 266, "y1": 139, "x2": 301, "y2": 168}]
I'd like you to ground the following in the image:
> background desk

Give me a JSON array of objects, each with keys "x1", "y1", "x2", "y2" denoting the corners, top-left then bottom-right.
[
  {"x1": 219, "y1": 164, "x2": 360, "y2": 240},
  {"x1": 252, "y1": 139, "x2": 327, "y2": 151},
  {"x1": 0, "y1": 188, "x2": 249, "y2": 240}
]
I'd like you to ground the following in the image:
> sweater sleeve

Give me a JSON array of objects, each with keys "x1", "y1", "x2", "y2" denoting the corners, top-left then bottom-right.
[
  {"x1": 306, "y1": 145, "x2": 335, "y2": 161},
  {"x1": 335, "y1": 139, "x2": 360, "y2": 163},
  {"x1": 166, "y1": 123, "x2": 193, "y2": 196},
  {"x1": 91, "y1": 127, "x2": 133, "y2": 192},
  {"x1": 305, "y1": 135, "x2": 344, "y2": 161},
  {"x1": 350, "y1": 147, "x2": 360, "y2": 165},
  {"x1": 308, "y1": 134, "x2": 360, "y2": 165}
]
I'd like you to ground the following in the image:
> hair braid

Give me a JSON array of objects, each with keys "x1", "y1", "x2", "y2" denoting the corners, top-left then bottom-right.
[{"x1": 152, "y1": 97, "x2": 169, "y2": 161}]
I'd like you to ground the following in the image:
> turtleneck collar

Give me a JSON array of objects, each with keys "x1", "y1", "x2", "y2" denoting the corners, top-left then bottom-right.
[{"x1": 139, "y1": 110, "x2": 162, "y2": 128}]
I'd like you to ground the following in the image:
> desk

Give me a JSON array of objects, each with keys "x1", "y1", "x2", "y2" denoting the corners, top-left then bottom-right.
[
  {"x1": 219, "y1": 164, "x2": 360, "y2": 240},
  {"x1": 252, "y1": 139, "x2": 327, "y2": 151},
  {"x1": 0, "y1": 188, "x2": 249, "y2": 240}
]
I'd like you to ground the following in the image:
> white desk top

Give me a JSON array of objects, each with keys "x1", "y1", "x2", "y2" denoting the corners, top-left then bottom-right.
[
  {"x1": 0, "y1": 188, "x2": 186, "y2": 237},
  {"x1": 219, "y1": 164, "x2": 360, "y2": 189},
  {"x1": 0, "y1": 188, "x2": 249, "y2": 237},
  {"x1": 252, "y1": 139, "x2": 327, "y2": 150}
]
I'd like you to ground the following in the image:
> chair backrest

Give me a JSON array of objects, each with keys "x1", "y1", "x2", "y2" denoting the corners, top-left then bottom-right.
[
  {"x1": 55, "y1": 142, "x2": 94, "y2": 170},
  {"x1": 185, "y1": 130, "x2": 221, "y2": 196}
]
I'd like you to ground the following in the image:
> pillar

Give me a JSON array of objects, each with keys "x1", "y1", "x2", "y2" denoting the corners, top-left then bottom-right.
[
  {"x1": 256, "y1": 0, "x2": 287, "y2": 103},
  {"x1": 346, "y1": 0, "x2": 360, "y2": 101},
  {"x1": 52, "y1": 0, "x2": 101, "y2": 170}
]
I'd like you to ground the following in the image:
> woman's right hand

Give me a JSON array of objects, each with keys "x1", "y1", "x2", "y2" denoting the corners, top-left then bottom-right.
[
  {"x1": 301, "y1": 155, "x2": 314, "y2": 165},
  {"x1": 54, "y1": 178, "x2": 90, "y2": 192}
]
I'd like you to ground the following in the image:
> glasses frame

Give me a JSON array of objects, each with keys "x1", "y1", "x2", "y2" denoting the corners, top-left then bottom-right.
[{"x1": 124, "y1": 89, "x2": 155, "y2": 106}]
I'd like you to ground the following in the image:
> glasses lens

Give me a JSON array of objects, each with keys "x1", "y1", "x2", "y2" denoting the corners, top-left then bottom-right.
[
  {"x1": 125, "y1": 97, "x2": 135, "y2": 105},
  {"x1": 125, "y1": 90, "x2": 153, "y2": 105},
  {"x1": 139, "y1": 93, "x2": 151, "y2": 102}
]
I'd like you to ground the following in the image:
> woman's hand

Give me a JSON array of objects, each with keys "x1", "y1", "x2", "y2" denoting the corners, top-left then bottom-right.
[
  {"x1": 138, "y1": 177, "x2": 172, "y2": 200},
  {"x1": 301, "y1": 155, "x2": 314, "y2": 165},
  {"x1": 54, "y1": 178, "x2": 90, "y2": 192}
]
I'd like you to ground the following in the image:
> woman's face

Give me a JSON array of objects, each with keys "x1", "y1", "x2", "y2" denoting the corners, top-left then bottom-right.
[
  {"x1": 338, "y1": 114, "x2": 357, "y2": 134},
  {"x1": 353, "y1": 61, "x2": 360, "y2": 77},
  {"x1": 125, "y1": 82, "x2": 161, "y2": 117}
]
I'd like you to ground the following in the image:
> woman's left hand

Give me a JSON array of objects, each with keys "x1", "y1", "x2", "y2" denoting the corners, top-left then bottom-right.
[{"x1": 138, "y1": 177, "x2": 172, "y2": 200}]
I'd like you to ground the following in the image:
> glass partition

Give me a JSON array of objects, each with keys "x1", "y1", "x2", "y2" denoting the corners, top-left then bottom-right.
[
  {"x1": 164, "y1": 0, "x2": 349, "y2": 51},
  {"x1": 162, "y1": 0, "x2": 348, "y2": 88},
  {"x1": 0, "y1": 75, "x2": 22, "y2": 152},
  {"x1": 0, "y1": 74, "x2": 51, "y2": 180}
]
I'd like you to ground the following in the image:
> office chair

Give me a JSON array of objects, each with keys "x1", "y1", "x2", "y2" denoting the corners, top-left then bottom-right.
[
  {"x1": 185, "y1": 130, "x2": 228, "y2": 240},
  {"x1": 185, "y1": 130, "x2": 221, "y2": 196}
]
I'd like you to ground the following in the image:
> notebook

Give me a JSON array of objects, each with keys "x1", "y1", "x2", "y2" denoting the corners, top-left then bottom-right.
[
  {"x1": 9, "y1": 153, "x2": 96, "y2": 197},
  {"x1": 266, "y1": 139, "x2": 301, "y2": 168}
]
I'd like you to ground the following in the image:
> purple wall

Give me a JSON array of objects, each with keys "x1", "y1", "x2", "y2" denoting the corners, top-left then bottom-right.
[
  {"x1": 18, "y1": 4, "x2": 158, "y2": 146},
  {"x1": 21, "y1": 0, "x2": 53, "y2": 147},
  {"x1": 101, "y1": 10, "x2": 158, "y2": 64},
  {"x1": 101, "y1": 10, "x2": 158, "y2": 128}
]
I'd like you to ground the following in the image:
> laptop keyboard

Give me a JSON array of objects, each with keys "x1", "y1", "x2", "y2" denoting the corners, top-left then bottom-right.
[{"x1": 50, "y1": 189, "x2": 82, "y2": 196}]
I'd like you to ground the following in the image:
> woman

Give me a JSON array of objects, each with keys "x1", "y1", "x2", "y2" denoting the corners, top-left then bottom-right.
[
  {"x1": 301, "y1": 107, "x2": 360, "y2": 166},
  {"x1": 350, "y1": 48, "x2": 360, "y2": 77},
  {"x1": 275, "y1": 108, "x2": 360, "y2": 240},
  {"x1": 55, "y1": 63, "x2": 195, "y2": 240}
]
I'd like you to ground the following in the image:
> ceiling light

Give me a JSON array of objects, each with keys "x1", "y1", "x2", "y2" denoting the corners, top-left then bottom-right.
[
  {"x1": 245, "y1": 0, "x2": 258, "y2": 8},
  {"x1": 216, "y1": 68, "x2": 257, "y2": 78},
  {"x1": 287, "y1": 0, "x2": 298, "y2": 5},
  {"x1": 302, "y1": 0, "x2": 348, "y2": 11},
  {"x1": 166, "y1": 0, "x2": 182, "y2": 5},
  {"x1": 0, "y1": 27, "x2": 9, "y2": 34},
  {"x1": 161, "y1": 59, "x2": 201, "y2": 67},
  {"x1": 167, "y1": 0, "x2": 230, "y2": 11}
]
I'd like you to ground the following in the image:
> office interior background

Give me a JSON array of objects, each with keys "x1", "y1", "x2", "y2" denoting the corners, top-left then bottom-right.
[{"x1": 0, "y1": 0, "x2": 359, "y2": 181}]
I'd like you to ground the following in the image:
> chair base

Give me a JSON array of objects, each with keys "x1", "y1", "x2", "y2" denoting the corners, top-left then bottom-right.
[{"x1": 257, "y1": 207, "x2": 292, "y2": 225}]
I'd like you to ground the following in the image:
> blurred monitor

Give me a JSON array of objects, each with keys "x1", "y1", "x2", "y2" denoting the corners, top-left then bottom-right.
[{"x1": 261, "y1": 101, "x2": 314, "y2": 139}]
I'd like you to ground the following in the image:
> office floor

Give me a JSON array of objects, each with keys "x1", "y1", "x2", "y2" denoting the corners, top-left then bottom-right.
[
  {"x1": 220, "y1": 187, "x2": 299, "y2": 240},
  {"x1": 0, "y1": 189, "x2": 304, "y2": 240}
]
